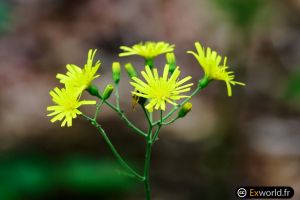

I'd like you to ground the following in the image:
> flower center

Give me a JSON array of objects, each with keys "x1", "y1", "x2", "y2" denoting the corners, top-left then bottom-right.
[
  {"x1": 152, "y1": 80, "x2": 170, "y2": 100},
  {"x1": 64, "y1": 101, "x2": 77, "y2": 111}
]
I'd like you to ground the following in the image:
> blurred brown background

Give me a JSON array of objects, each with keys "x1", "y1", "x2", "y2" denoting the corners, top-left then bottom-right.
[{"x1": 0, "y1": 0, "x2": 300, "y2": 199}]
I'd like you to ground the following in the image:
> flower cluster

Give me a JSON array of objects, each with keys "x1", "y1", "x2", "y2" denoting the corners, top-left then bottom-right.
[
  {"x1": 47, "y1": 49, "x2": 100, "y2": 127},
  {"x1": 47, "y1": 41, "x2": 245, "y2": 127},
  {"x1": 46, "y1": 41, "x2": 246, "y2": 200}
]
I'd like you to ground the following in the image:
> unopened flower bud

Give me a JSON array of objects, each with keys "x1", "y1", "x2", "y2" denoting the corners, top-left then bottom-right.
[
  {"x1": 178, "y1": 102, "x2": 192, "y2": 118},
  {"x1": 112, "y1": 62, "x2": 121, "y2": 84},
  {"x1": 87, "y1": 85, "x2": 100, "y2": 97},
  {"x1": 125, "y1": 63, "x2": 137, "y2": 78},
  {"x1": 166, "y1": 53, "x2": 176, "y2": 73},
  {"x1": 102, "y1": 84, "x2": 114, "y2": 100}
]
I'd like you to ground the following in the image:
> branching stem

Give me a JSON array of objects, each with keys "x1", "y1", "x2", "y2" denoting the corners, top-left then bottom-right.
[{"x1": 96, "y1": 94, "x2": 147, "y2": 137}]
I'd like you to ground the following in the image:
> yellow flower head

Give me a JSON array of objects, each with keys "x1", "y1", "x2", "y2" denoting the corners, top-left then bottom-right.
[
  {"x1": 56, "y1": 49, "x2": 101, "y2": 92},
  {"x1": 47, "y1": 87, "x2": 96, "y2": 127},
  {"x1": 119, "y1": 41, "x2": 175, "y2": 59},
  {"x1": 187, "y1": 42, "x2": 245, "y2": 96},
  {"x1": 130, "y1": 65, "x2": 193, "y2": 112}
]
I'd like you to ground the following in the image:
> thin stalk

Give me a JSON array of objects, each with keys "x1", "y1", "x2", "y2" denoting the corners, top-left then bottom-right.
[
  {"x1": 94, "y1": 100, "x2": 104, "y2": 120},
  {"x1": 96, "y1": 94, "x2": 147, "y2": 137},
  {"x1": 82, "y1": 114, "x2": 144, "y2": 181},
  {"x1": 152, "y1": 111, "x2": 163, "y2": 143},
  {"x1": 141, "y1": 105, "x2": 154, "y2": 200},
  {"x1": 142, "y1": 106, "x2": 152, "y2": 126},
  {"x1": 115, "y1": 84, "x2": 120, "y2": 110},
  {"x1": 149, "y1": 112, "x2": 153, "y2": 124},
  {"x1": 143, "y1": 126, "x2": 153, "y2": 200},
  {"x1": 162, "y1": 116, "x2": 178, "y2": 126}
]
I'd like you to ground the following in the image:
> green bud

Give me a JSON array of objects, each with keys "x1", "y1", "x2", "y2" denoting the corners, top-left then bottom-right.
[
  {"x1": 198, "y1": 76, "x2": 210, "y2": 88},
  {"x1": 112, "y1": 62, "x2": 121, "y2": 84},
  {"x1": 178, "y1": 102, "x2": 192, "y2": 118},
  {"x1": 166, "y1": 53, "x2": 176, "y2": 73},
  {"x1": 86, "y1": 85, "x2": 100, "y2": 97},
  {"x1": 125, "y1": 63, "x2": 137, "y2": 78},
  {"x1": 102, "y1": 84, "x2": 114, "y2": 100}
]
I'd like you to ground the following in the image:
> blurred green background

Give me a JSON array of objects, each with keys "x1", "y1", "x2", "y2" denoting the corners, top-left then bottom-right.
[{"x1": 0, "y1": 0, "x2": 300, "y2": 199}]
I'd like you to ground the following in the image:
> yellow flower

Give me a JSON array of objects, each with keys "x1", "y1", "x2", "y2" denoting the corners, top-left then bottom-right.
[
  {"x1": 47, "y1": 87, "x2": 96, "y2": 127},
  {"x1": 187, "y1": 42, "x2": 245, "y2": 96},
  {"x1": 56, "y1": 49, "x2": 101, "y2": 92},
  {"x1": 130, "y1": 65, "x2": 193, "y2": 112},
  {"x1": 119, "y1": 41, "x2": 175, "y2": 59}
]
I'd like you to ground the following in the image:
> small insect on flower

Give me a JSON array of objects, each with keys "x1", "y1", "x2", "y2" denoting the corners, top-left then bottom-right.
[
  {"x1": 131, "y1": 90, "x2": 147, "y2": 111},
  {"x1": 47, "y1": 87, "x2": 96, "y2": 127},
  {"x1": 130, "y1": 64, "x2": 193, "y2": 112},
  {"x1": 119, "y1": 41, "x2": 175, "y2": 59},
  {"x1": 56, "y1": 49, "x2": 101, "y2": 92},
  {"x1": 187, "y1": 42, "x2": 245, "y2": 96}
]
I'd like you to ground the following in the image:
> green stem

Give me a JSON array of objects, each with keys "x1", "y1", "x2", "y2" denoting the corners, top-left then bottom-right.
[
  {"x1": 149, "y1": 112, "x2": 153, "y2": 124},
  {"x1": 82, "y1": 114, "x2": 144, "y2": 181},
  {"x1": 144, "y1": 126, "x2": 153, "y2": 200},
  {"x1": 97, "y1": 94, "x2": 147, "y2": 137},
  {"x1": 115, "y1": 84, "x2": 120, "y2": 110},
  {"x1": 151, "y1": 111, "x2": 163, "y2": 143},
  {"x1": 94, "y1": 100, "x2": 104, "y2": 120},
  {"x1": 142, "y1": 106, "x2": 152, "y2": 126},
  {"x1": 162, "y1": 116, "x2": 178, "y2": 126},
  {"x1": 141, "y1": 106, "x2": 155, "y2": 200}
]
